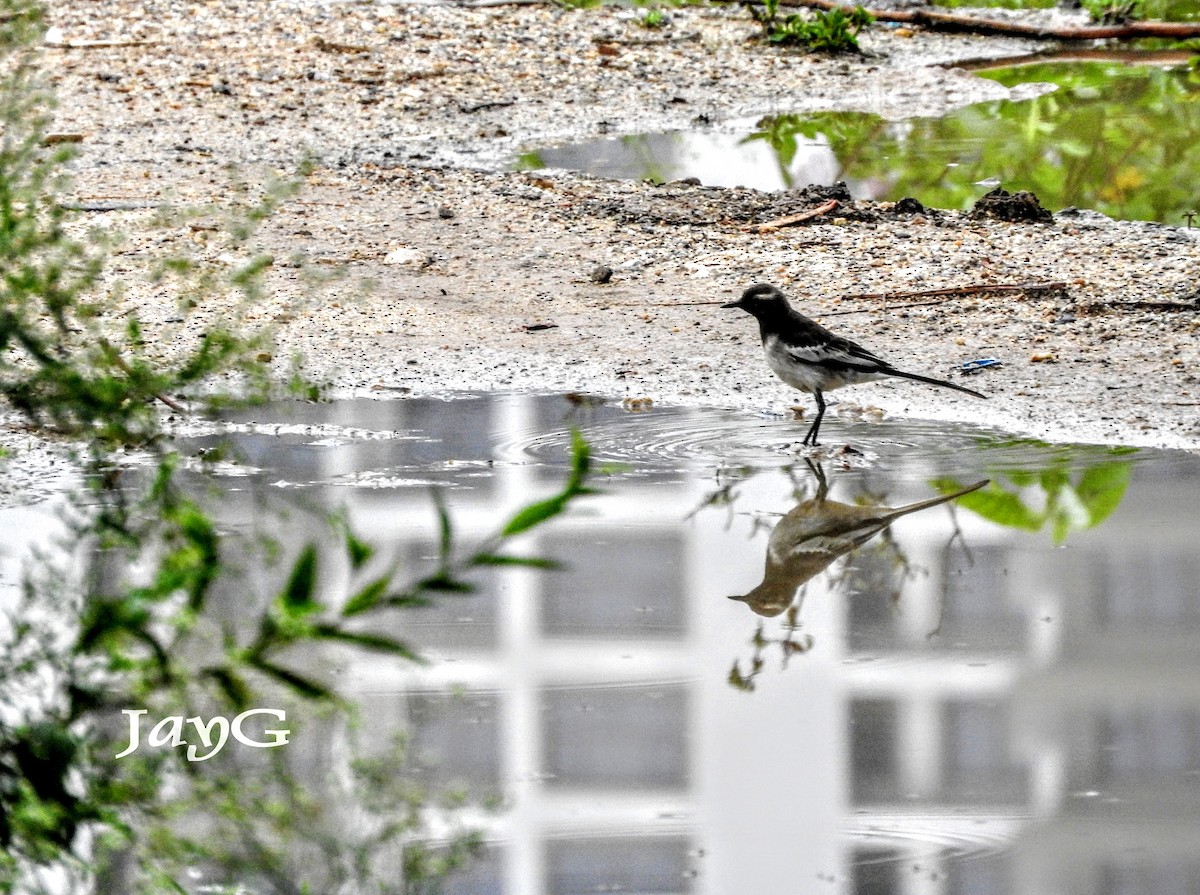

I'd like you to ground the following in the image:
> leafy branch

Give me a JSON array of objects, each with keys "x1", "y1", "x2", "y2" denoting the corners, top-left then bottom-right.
[
  {"x1": 0, "y1": 0, "x2": 597, "y2": 887},
  {"x1": 0, "y1": 428, "x2": 597, "y2": 886},
  {"x1": 933, "y1": 445, "x2": 1135, "y2": 544}
]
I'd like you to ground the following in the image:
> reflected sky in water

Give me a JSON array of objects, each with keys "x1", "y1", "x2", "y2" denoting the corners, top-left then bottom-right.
[
  {"x1": 42, "y1": 392, "x2": 1199, "y2": 895},
  {"x1": 514, "y1": 60, "x2": 1200, "y2": 223}
]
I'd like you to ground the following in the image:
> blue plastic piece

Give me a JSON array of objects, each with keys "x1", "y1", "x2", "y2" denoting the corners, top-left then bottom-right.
[{"x1": 959, "y1": 358, "x2": 1002, "y2": 376}]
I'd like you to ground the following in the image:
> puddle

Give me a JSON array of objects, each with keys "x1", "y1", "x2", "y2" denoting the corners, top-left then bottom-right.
[
  {"x1": 935, "y1": 0, "x2": 1200, "y2": 16},
  {"x1": 112, "y1": 391, "x2": 1200, "y2": 894},
  {"x1": 515, "y1": 60, "x2": 1200, "y2": 223}
]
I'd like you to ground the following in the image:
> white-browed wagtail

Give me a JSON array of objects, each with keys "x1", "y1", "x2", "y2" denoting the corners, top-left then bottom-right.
[{"x1": 722, "y1": 283, "x2": 987, "y2": 446}]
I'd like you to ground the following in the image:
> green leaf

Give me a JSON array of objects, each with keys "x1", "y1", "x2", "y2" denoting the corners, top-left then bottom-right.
[
  {"x1": 433, "y1": 487, "x2": 454, "y2": 566},
  {"x1": 280, "y1": 544, "x2": 319, "y2": 613},
  {"x1": 384, "y1": 592, "x2": 434, "y2": 609},
  {"x1": 345, "y1": 529, "x2": 374, "y2": 570},
  {"x1": 231, "y1": 253, "x2": 274, "y2": 286},
  {"x1": 248, "y1": 658, "x2": 334, "y2": 701},
  {"x1": 934, "y1": 479, "x2": 1044, "y2": 531},
  {"x1": 202, "y1": 666, "x2": 252, "y2": 711},
  {"x1": 498, "y1": 430, "x2": 594, "y2": 537},
  {"x1": 312, "y1": 625, "x2": 424, "y2": 663},
  {"x1": 499, "y1": 494, "x2": 569, "y2": 538},
  {"x1": 342, "y1": 575, "x2": 391, "y2": 617},
  {"x1": 568, "y1": 428, "x2": 591, "y2": 488},
  {"x1": 1003, "y1": 468, "x2": 1039, "y2": 487},
  {"x1": 1039, "y1": 466, "x2": 1070, "y2": 493},
  {"x1": 1047, "y1": 483, "x2": 1090, "y2": 545},
  {"x1": 470, "y1": 553, "x2": 563, "y2": 570},
  {"x1": 1074, "y1": 461, "x2": 1134, "y2": 528},
  {"x1": 416, "y1": 573, "x2": 475, "y2": 593}
]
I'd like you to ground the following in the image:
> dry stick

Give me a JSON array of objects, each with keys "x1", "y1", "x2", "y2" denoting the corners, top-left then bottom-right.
[
  {"x1": 728, "y1": 0, "x2": 1200, "y2": 40},
  {"x1": 460, "y1": 0, "x2": 548, "y2": 6},
  {"x1": 647, "y1": 300, "x2": 729, "y2": 306},
  {"x1": 46, "y1": 40, "x2": 154, "y2": 49},
  {"x1": 1083, "y1": 299, "x2": 1199, "y2": 312},
  {"x1": 820, "y1": 281, "x2": 1068, "y2": 316},
  {"x1": 751, "y1": 199, "x2": 840, "y2": 232},
  {"x1": 954, "y1": 48, "x2": 1199, "y2": 71},
  {"x1": 819, "y1": 297, "x2": 956, "y2": 316},
  {"x1": 643, "y1": 281, "x2": 1068, "y2": 310},
  {"x1": 99, "y1": 340, "x2": 189, "y2": 415},
  {"x1": 831, "y1": 280, "x2": 1069, "y2": 305}
]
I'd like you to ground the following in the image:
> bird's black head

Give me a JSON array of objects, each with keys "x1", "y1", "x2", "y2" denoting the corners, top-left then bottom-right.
[{"x1": 721, "y1": 283, "x2": 791, "y2": 318}]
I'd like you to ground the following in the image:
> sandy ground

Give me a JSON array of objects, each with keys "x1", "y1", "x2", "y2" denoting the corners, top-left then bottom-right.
[{"x1": 4, "y1": 0, "x2": 1199, "y2": 495}]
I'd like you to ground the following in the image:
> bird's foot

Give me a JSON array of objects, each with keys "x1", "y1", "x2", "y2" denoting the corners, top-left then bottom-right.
[
  {"x1": 786, "y1": 441, "x2": 873, "y2": 466},
  {"x1": 786, "y1": 441, "x2": 828, "y2": 458}
]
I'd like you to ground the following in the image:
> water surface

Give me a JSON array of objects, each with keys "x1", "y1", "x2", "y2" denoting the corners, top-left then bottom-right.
[
  {"x1": 162, "y1": 392, "x2": 1200, "y2": 895},
  {"x1": 516, "y1": 60, "x2": 1200, "y2": 223}
]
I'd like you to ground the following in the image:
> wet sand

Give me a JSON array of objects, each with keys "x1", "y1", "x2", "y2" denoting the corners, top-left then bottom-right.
[{"x1": 3, "y1": 0, "x2": 1196, "y2": 494}]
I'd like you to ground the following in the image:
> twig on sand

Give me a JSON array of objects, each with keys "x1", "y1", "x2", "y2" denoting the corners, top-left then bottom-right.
[
  {"x1": 1082, "y1": 299, "x2": 1200, "y2": 313},
  {"x1": 821, "y1": 281, "x2": 1069, "y2": 315},
  {"x1": 99, "y1": 340, "x2": 189, "y2": 415},
  {"x1": 45, "y1": 39, "x2": 154, "y2": 49},
  {"x1": 751, "y1": 199, "x2": 840, "y2": 232},
  {"x1": 639, "y1": 281, "x2": 1068, "y2": 310},
  {"x1": 312, "y1": 36, "x2": 373, "y2": 54}
]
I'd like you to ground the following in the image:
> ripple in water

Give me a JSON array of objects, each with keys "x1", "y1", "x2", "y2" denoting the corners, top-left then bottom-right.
[
  {"x1": 492, "y1": 400, "x2": 1131, "y2": 480},
  {"x1": 845, "y1": 816, "x2": 1017, "y2": 871}
]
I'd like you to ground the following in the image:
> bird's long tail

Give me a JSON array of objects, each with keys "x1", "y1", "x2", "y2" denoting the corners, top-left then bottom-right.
[
  {"x1": 882, "y1": 479, "x2": 989, "y2": 523},
  {"x1": 884, "y1": 367, "x2": 987, "y2": 399}
]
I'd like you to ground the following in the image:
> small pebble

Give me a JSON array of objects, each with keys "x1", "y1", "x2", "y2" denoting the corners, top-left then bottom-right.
[{"x1": 590, "y1": 264, "x2": 614, "y2": 284}]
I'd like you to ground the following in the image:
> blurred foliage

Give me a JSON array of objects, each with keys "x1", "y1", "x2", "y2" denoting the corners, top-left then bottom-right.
[
  {"x1": 2, "y1": 430, "x2": 594, "y2": 892},
  {"x1": 0, "y1": 4, "x2": 307, "y2": 447},
  {"x1": 518, "y1": 61, "x2": 1200, "y2": 224},
  {"x1": 554, "y1": 0, "x2": 699, "y2": 9},
  {"x1": 0, "y1": 0, "x2": 596, "y2": 890},
  {"x1": 744, "y1": 60, "x2": 1200, "y2": 222},
  {"x1": 118, "y1": 726, "x2": 494, "y2": 895},
  {"x1": 728, "y1": 611, "x2": 814, "y2": 692},
  {"x1": 933, "y1": 443, "x2": 1136, "y2": 543}
]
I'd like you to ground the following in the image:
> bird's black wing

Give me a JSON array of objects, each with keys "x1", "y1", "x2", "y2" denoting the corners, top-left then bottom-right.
[{"x1": 781, "y1": 331, "x2": 889, "y2": 374}]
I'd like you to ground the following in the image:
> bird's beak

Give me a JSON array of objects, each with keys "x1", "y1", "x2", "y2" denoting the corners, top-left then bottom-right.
[{"x1": 720, "y1": 300, "x2": 741, "y2": 309}]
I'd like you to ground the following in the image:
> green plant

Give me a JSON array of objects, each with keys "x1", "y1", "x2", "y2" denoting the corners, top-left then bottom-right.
[
  {"x1": 933, "y1": 443, "x2": 1135, "y2": 544},
  {"x1": 750, "y1": 0, "x2": 873, "y2": 52},
  {"x1": 640, "y1": 8, "x2": 667, "y2": 27},
  {"x1": 1080, "y1": 0, "x2": 1143, "y2": 22},
  {"x1": 0, "y1": 24, "x2": 289, "y2": 449}
]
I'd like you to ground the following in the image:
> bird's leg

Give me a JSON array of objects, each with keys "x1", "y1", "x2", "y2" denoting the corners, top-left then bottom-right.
[
  {"x1": 803, "y1": 391, "x2": 826, "y2": 446},
  {"x1": 802, "y1": 457, "x2": 829, "y2": 501}
]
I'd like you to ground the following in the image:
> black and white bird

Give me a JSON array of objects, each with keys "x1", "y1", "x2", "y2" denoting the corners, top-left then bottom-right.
[{"x1": 722, "y1": 283, "x2": 987, "y2": 446}]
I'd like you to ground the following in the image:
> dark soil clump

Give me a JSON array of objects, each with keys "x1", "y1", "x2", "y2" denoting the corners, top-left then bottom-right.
[{"x1": 968, "y1": 187, "x2": 1054, "y2": 223}]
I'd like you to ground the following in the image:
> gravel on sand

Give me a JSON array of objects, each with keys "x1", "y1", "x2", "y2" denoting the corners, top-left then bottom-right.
[{"x1": 2, "y1": 0, "x2": 1195, "y2": 492}]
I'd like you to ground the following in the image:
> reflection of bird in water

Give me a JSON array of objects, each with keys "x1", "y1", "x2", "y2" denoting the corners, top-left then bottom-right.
[{"x1": 729, "y1": 474, "x2": 988, "y2": 617}]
